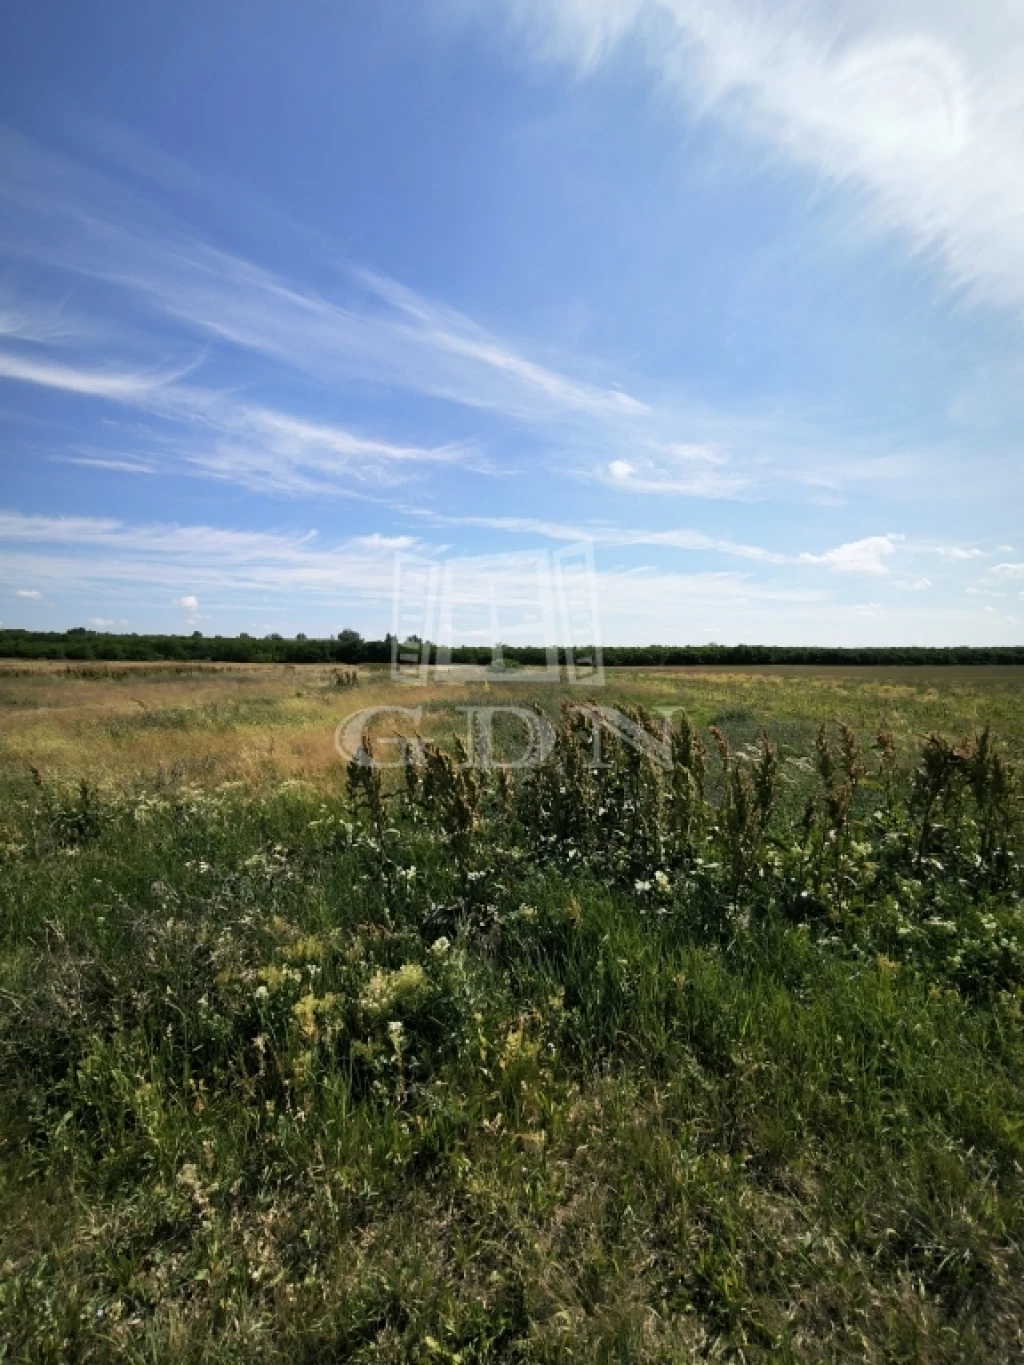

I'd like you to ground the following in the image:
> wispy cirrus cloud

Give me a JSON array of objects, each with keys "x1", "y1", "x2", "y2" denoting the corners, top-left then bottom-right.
[
  {"x1": 0, "y1": 129, "x2": 650, "y2": 428},
  {"x1": 491, "y1": 0, "x2": 1024, "y2": 320},
  {"x1": 0, "y1": 348, "x2": 191, "y2": 400},
  {"x1": 0, "y1": 344, "x2": 478, "y2": 496},
  {"x1": 0, "y1": 126, "x2": 937, "y2": 505},
  {"x1": 63, "y1": 453, "x2": 158, "y2": 474},
  {"x1": 407, "y1": 509, "x2": 786, "y2": 563},
  {"x1": 0, "y1": 290, "x2": 98, "y2": 346},
  {"x1": 0, "y1": 511, "x2": 323, "y2": 562}
]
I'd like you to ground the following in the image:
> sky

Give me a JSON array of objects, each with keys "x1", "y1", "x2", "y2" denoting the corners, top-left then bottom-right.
[{"x1": 1, "y1": 0, "x2": 1022, "y2": 647}]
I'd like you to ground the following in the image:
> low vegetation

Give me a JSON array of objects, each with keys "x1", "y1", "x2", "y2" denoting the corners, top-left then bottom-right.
[{"x1": 1, "y1": 672, "x2": 1024, "y2": 1360}]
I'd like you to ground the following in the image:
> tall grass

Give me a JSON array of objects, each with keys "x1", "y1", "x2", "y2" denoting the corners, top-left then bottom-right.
[{"x1": 0, "y1": 706, "x2": 1022, "y2": 1360}]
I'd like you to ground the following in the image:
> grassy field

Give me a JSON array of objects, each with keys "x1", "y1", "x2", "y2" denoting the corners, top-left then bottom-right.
[
  {"x1": 2, "y1": 664, "x2": 1024, "y2": 1361},
  {"x1": 4, "y1": 661, "x2": 1024, "y2": 789}
]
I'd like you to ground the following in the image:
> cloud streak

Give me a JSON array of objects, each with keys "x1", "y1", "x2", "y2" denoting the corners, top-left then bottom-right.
[
  {"x1": 408, "y1": 509, "x2": 787, "y2": 563},
  {"x1": 0, "y1": 349, "x2": 189, "y2": 400}
]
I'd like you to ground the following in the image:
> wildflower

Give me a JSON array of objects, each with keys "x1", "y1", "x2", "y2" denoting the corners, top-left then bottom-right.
[
  {"x1": 280, "y1": 934, "x2": 325, "y2": 964},
  {"x1": 257, "y1": 963, "x2": 301, "y2": 993},
  {"x1": 429, "y1": 936, "x2": 451, "y2": 956},
  {"x1": 499, "y1": 1025, "x2": 540, "y2": 1071},
  {"x1": 292, "y1": 992, "x2": 338, "y2": 1039},
  {"x1": 634, "y1": 879, "x2": 652, "y2": 894},
  {"x1": 654, "y1": 870, "x2": 671, "y2": 892},
  {"x1": 360, "y1": 962, "x2": 427, "y2": 1016}
]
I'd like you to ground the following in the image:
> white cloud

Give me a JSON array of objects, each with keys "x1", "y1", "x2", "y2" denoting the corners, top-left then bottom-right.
[
  {"x1": 2, "y1": 509, "x2": 1021, "y2": 644},
  {"x1": 14, "y1": 587, "x2": 43, "y2": 598},
  {"x1": 0, "y1": 510, "x2": 812, "y2": 632},
  {"x1": 991, "y1": 562, "x2": 1024, "y2": 578},
  {"x1": 496, "y1": 0, "x2": 1024, "y2": 320},
  {"x1": 353, "y1": 534, "x2": 419, "y2": 550},
  {"x1": 595, "y1": 444, "x2": 746, "y2": 498},
  {"x1": 800, "y1": 534, "x2": 899, "y2": 575},
  {"x1": 929, "y1": 545, "x2": 986, "y2": 560}
]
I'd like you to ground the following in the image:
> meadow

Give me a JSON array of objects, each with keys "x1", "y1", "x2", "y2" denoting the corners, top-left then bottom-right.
[{"x1": 2, "y1": 662, "x2": 1024, "y2": 1361}]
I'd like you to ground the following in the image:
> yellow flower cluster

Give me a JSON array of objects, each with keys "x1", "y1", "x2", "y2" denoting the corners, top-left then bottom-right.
[
  {"x1": 292, "y1": 992, "x2": 340, "y2": 1040},
  {"x1": 359, "y1": 962, "x2": 427, "y2": 1016}
]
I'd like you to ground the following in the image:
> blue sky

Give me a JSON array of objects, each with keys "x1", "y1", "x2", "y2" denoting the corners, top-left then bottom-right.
[{"x1": 1, "y1": 0, "x2": 1022, "y2": 645}]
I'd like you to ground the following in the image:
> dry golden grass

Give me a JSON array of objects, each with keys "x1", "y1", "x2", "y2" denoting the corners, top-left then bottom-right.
[{"x1": 3, "y1": 660, "x2": 1024, "y2": 792}]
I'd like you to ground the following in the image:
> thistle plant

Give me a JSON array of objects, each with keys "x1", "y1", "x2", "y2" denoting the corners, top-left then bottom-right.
[{"x1": 346, "y1": 734, "x2": 386, "y2": 841}]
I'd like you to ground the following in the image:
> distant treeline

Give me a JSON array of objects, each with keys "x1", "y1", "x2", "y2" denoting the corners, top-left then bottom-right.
[{"x1": 1, "y1": 628, "x2": 1023, "y2": 667}]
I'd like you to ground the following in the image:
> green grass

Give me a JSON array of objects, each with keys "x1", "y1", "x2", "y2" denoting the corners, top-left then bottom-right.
[{"x1": 1, "y1": 671, "x2": 1024, "y2": 1360}]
